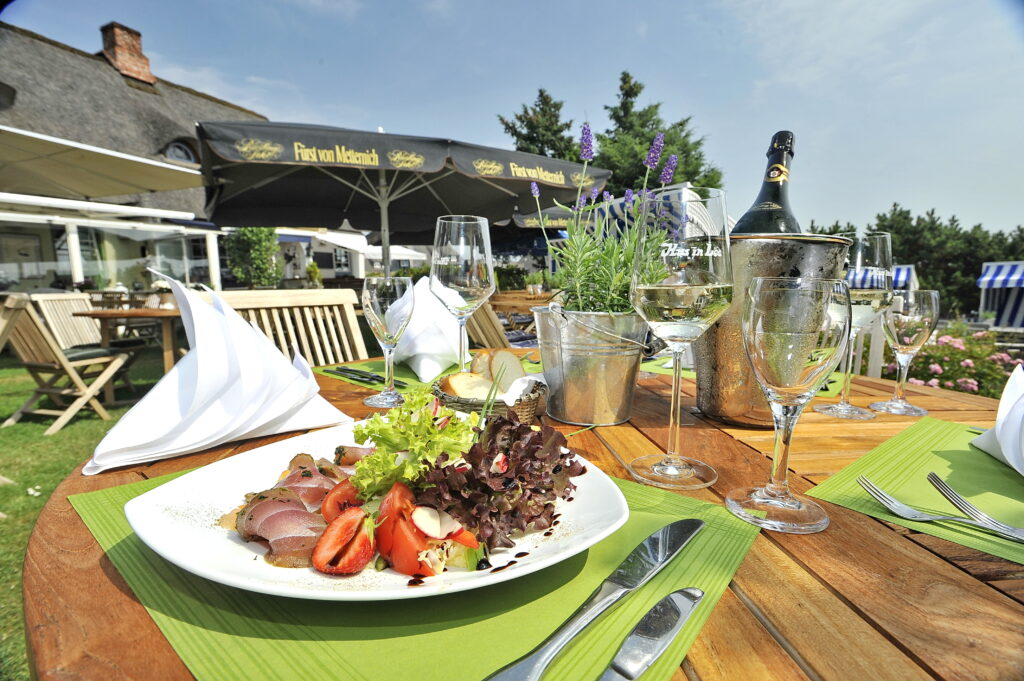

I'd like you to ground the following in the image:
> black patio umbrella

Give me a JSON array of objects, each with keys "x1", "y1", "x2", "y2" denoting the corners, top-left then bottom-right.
[{"x1": 196, "y1": 121, "x2": 611, "y2": 264}]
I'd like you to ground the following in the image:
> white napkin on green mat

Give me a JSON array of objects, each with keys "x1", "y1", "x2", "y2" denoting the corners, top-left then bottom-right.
[{"x1": 971, "y1": 365, "x2": 1024, "y2": 476}]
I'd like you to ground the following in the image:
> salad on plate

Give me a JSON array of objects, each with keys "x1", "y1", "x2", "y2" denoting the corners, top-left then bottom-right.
[{"x1": 224, "y1": 390, "x2": 585, "y2": 582}]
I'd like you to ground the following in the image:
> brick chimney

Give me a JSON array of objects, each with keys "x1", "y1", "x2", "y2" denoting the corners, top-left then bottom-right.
[{"x1": 100, "y1": 22, "x2": 157, "y2": 84}]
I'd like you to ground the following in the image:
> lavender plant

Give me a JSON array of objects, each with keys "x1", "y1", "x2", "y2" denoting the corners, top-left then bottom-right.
[{"x1": 532, "y1": 126, "x2": 677, "y2": 313}]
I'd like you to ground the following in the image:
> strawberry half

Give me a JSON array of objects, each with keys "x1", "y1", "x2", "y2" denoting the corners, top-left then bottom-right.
[{"x1": 312, "y1": 506, "x2": 375, "y2": 575}]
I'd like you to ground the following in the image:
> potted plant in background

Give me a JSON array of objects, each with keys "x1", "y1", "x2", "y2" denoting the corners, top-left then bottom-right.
[
  {"x1": 531, "y1": 124, "x2": 677, "y2": 425},
  {"x1": 524, "y1": 270, "x2": 545, "y2": 296}
]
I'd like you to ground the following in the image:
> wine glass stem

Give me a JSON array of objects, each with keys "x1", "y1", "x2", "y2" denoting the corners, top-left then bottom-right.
[
  {"x1": 382, "y1": 345, "x2": 396, "y2": 392},
  {"x1": 892, "y1": 351, "x2": 914, "y2": 403},
  {"x1": 838, "y1": 328, "x2": 857, "y2": 406},
  {"x1": 665, "y1": 348, "x2": 687, "y2": 462},
  {"x1": 457, "y1": 318, "x2": 469, "y2": 372},
  {"x1": 767, "y1": 402, "x2": 801, "y2": 497}
]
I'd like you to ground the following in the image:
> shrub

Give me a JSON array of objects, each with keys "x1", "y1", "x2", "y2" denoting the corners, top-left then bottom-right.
[
  {"x1": 880, "y1": 320, "x2": 1018, "y2": 398},
  {"x1": 495, "y1": 265, "x2": 527, "y2": 291},
  {"x1": 225, "y1": 227, "x2": 282, "y2": 288}
]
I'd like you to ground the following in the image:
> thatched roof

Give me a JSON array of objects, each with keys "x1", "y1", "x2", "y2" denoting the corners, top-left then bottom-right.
[{"x1": 0, "y1": 22, "x2": 267, "y2": 217}]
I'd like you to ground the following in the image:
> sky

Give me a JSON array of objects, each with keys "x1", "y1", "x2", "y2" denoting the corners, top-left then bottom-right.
[{"x1": 4, "y1": 0, "x2": 1024, "y2": 232}]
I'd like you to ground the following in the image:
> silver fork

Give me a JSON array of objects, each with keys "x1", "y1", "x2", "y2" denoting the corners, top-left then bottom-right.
[
  {"x1": 855, "y1": 476, "x2": 1024, "y2": 543},
  {"x1": 926, "y1": 472, "x2": 1024, "y2": 539}
]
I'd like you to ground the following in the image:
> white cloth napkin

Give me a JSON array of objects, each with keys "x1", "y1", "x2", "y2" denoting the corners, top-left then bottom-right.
[
  {"x1": 83, "y1": 276, "x2": 351, "y2": 475},
  {"x1": 387, "y1": 277, "x2": 461, "y2": 382},
  {"x1": 499, "y1": 374, "x2": 545, "y2": 406},
  {"x1": 971, "y1": 365, "x2": 1024, "y2": 476}
]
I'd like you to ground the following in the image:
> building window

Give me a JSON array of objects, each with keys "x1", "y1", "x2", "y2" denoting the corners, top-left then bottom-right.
[
  {"x1": 333, "y1": 248, "x2": 351, "y2": 272},
  {"x1": 163, "y1": 139, "x2": 197, "y2": 163}
]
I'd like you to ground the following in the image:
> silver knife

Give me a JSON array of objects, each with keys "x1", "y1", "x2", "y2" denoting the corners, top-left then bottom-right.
[
  {"x1": 484, "y1": 518, "x2": 704, "y2": 681},
  {"x1": 597, "y1": 588, "x2": 704, "y2": 681}
]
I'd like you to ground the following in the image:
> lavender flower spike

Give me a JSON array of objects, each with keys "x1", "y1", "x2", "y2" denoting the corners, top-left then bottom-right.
[
  {"x1": 643, "y1": 132, "x2": 665, "y2": 170},
  {"x1": 659, "y1": 154, "x2": 678, "y2": 184},
  {"x1": 603, "y1": 191, "x2": 612, "y2": 202},
  {"x1": 530, "y1": 181, "x2": 540, "y2": 198},
  {"x1": 574, "y1": 193, "x2": 588, "y2": 211},
  {"x1": 624, "y1": 189, "x2": 634, "y2": 205},
  {"x1": 579, "y1": 122, "x2": 594, "y2": 161},
  {"x1": 590, "y1": 186, "x2": 599, "y2": 201}
]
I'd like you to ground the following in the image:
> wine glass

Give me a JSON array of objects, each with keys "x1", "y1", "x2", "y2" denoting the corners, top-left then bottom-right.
[
  {"x1": 813, "y1": 232, "x2": 892, "y2": 420},
  {"x1": 726, "y1": 277, "x2": 851, "y2": 533},
  {"x1": 361, "y1": 276, "x2": 414, "y2": 408},
  {"x1": 429, "y1": 216, "x2": 496, "y2": 371},
  {"x1": 628, "y1": 187, "x2": 732, "y2": 489},
  {"x1": 870, "y1": 289, "x2": 940, "y2": 416}
]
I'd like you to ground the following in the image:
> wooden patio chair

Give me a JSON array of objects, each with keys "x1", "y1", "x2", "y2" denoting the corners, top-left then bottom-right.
[
  {"x1": 467, "y1": 303, "x2": 513, "y2": 349},
  {"x1": 207, "y1": 289, "x2": 369, "y2": 366},
  {"x1": 2, "y1": 294, "x2": 130, "y2": 435},
  {"x1": 0, "y1": 292, "x2": 25, "y2": 352}
]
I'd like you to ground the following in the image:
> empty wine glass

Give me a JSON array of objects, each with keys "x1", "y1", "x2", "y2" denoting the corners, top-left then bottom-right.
[
  {"x1": 814, "y1": 232, "x2": 892, "y2": 420},
  {"x1": 726, "y1": 277, "x2": 851, "y2": 533},
  {"x1": 429, "y1": 215, "x2": 495, "y2": 371},
  {"x1": 628, "y1": 187, "x2": 732, "y2": 489},
  {"x1": 361, "y1": 276, "x2": 414, "y2": 408},
  {"x1": 870, "y1": 289, "x2": 940, "y2": 416}
]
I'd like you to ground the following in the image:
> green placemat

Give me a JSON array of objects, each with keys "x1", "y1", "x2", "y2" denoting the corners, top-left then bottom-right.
[
  {"x1": 809, "y1": 417, "x2": 1024, "y2": 564},
  {"x1": 71, "y1": 474, "x2": 758, "y2": 681},
  {"x1": 315, "y1": 352, "x2": 544, "y2": 392}
]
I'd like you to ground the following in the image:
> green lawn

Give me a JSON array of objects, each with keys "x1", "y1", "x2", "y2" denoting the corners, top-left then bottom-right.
[{"x1": 0, "y1": 348, "x2": 163, "y2": 681}]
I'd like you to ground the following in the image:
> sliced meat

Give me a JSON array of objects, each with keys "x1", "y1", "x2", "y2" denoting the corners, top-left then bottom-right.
[
  {"x1": 235, "y1": 486, "x2": 327, "y2": 567},
  {"x1": 334, "y1": 445, "x2": 374, "y2": 466},
  {"x1": 274, "y1": 453, "x2": 338, "y2": 510}
]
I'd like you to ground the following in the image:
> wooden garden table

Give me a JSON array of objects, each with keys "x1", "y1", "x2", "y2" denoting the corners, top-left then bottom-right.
[{"x1": 21, "y1": 359, "x2": 1024, "y2": 681}]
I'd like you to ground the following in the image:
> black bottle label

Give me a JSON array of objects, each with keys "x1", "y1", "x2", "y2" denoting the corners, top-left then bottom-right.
[{"x1": 765, "y1": 164, "x2": 789, "y2": 183}]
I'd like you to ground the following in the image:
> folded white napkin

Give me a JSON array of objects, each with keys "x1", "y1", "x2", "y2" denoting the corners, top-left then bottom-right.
[
  {"x1": 971, "y1": 365, "x2": 1024, "y2": 476},
  {"x1": 387, "y1": 277, "x2": 462, "y2": 382},
  {"x1": 83, "y1": 275, "x2": 351, "y2": 475},
  {"x1": 499, "y1": 374, "x2": 545, "y2": 406}
]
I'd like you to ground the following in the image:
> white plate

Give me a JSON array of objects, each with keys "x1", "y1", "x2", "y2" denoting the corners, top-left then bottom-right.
[{"x1": 124, "y1": 422, "x2": 629, "y2": 600}]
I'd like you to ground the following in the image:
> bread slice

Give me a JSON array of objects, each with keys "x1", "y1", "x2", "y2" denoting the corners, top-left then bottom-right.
[
  {"x1": 444, "y1": 372, "x2": 494, "y2": 400},
  {"x1": 489, "y1": 349, "x2": 527, "y2": 392},
  {"x1": 470, "y1": 350, "x2": 493, "y2": 380}
]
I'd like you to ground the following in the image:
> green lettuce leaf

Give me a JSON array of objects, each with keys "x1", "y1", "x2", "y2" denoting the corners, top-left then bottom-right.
[{"x1": 350, "y1": 390, "x2": 479, "y2": 499}]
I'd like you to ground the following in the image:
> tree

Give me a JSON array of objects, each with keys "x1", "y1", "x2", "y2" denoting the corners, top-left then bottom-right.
[
  {"x1": 595, "y1": 72, "x2": 722, "y2": 196},
  {"x1": 225, "y1": 227, "x2": 282, "y2": 288},
  {"x1": 810, "y1": 204, "x2": 1022, "y2": 315},
  {"x1": 498, "y1": 89, "x2": 576, "y2": 160}
]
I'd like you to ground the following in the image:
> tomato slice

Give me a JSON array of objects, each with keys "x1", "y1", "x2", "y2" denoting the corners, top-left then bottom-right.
[
  {"x1": 321, "y1": 479, "x2": 360, "y2": 523},
  {"x1": 388, "y1": 516, "x2": 434, "y2": 577},
  {"x1": 376, "y1": 482, "x2": 415, "y2": 557}
]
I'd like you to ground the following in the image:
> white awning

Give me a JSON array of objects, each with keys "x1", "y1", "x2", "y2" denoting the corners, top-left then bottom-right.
[
  {"x1": 0, "y1": 124, "x2": 203, "y2": 199},
  {"x1": 978, "y1": 262, "x2": 1024, "y2": 289},
  {"x1": 362, "y1": 245, "x2": 426, "y2": 262},
  {"x1": 314, "y1": 230, "x2": 369, "y2": 252}
]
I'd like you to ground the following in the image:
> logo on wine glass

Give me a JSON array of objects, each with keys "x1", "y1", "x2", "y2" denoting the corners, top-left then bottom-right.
[{"x1": 660, "y1": 243, "x2": 724, "y2": 258}]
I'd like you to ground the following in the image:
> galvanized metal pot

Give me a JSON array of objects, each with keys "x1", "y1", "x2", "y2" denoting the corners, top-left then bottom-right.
[
  {"x1": 533, "y1": 306, "x2": 649, "y2": 426},
  {"x1": 691, "y1": 234, "x2": 852, "y2": 428}
]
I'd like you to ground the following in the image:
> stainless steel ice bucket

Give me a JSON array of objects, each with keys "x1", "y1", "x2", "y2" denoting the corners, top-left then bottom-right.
[
  {"x1": 692, "y1": 234, "x2": 852, "y2": 427},
  {"x1": 532, "y1": 306, "x2": 649, "y2": 426}
]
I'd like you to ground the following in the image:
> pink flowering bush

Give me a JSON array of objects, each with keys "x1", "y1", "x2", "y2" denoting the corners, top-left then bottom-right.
[{"x1": 879, "y1": 321, "x2": 1014, "y2": 398}]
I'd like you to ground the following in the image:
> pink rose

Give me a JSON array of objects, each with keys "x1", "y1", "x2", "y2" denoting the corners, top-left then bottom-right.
[
  {"x1": 951, "y1": 339, "x2": 966, "y2": 350},
  {"x1": 908, "y1": 378, "x2": 925, "y2": 385},
  {"x1": 944, "y1": 381, "x2": 954, "y2": 388},
  {"x1": 885, "y1": 362, "x2": 897, "y2": 372},
  {"x1": 928, "y1": 363, "x2": 943, "y2": 375},
  {"x1": 956, "y1": 377, "x2": 979, "y2": 392},
  {"x1": 973, "y1": 330, "x2": 988, "y2": 338},
  {"x1": 937, "y1": 335, "x2": 953, "y2": 345},
  {"x1": 961, "y1": 359, "x2": 974, "y2": 368},
  {"x1": 926, "y1": 378, "x2": 940, "y2": 387}
]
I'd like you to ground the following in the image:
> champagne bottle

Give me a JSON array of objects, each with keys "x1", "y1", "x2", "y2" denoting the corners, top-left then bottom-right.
[{"x1": 730, "y1": 131, "x2": 800, "y2": 234}]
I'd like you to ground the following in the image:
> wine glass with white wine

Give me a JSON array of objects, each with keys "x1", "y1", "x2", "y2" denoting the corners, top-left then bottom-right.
[
  {"x1": 628, "y1": 187, "x2": 732, "y2": 489},
  {"x1": 429, "y1": 215, "x2": 496, "y2": 371},
  {"x1": 870, "y1": 289, "x2": 940, "y2": 416},
  {"x1": 814, "y1": 232, "x2": 892, "y2": 420}
]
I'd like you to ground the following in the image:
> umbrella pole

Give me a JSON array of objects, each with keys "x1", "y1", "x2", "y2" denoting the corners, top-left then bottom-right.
[{"x1": 379, "y1": 169, "x2": 391, "y2": 275}]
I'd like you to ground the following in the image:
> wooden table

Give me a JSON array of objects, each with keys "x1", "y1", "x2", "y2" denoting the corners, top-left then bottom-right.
[
  {"x1": 74, "y1": 308, "x2": 182, "y2": 373},
  {"x1": 22, "y1": 365, "x2": 1024, "y2": 681}
]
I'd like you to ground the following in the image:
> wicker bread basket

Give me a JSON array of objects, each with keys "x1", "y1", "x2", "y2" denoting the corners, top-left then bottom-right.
[{"x1": 431, "y1": 381, "x2": 545, "y2": 422}]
